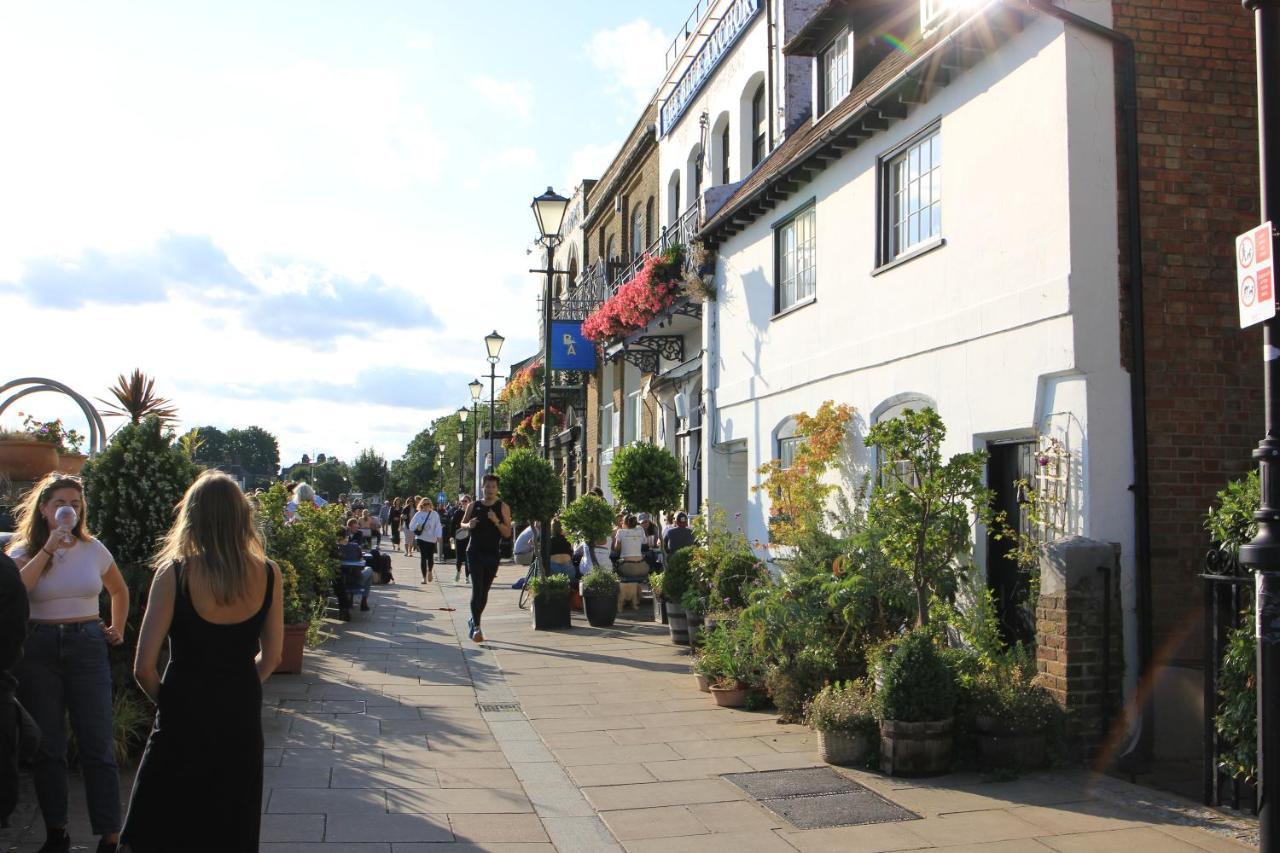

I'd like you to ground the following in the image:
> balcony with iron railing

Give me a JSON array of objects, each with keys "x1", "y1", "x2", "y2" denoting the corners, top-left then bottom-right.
[{"x1": 551, "y1": 200, "x2": 702, "y2": 322}]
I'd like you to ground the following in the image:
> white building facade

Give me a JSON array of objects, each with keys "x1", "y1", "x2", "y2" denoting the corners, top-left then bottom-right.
[{"x1": 699, "y1": 0, "x2": 1138, "y2": 690}]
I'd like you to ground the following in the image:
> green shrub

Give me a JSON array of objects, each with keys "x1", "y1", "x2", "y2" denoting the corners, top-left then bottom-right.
[
  {"x1": 528, "y1": 572, "x2": 571, "y2": 600},
  {"x1": 806, "y1": 680, "x2": 876, "y2": 736},
  {"x1": 496, "y1": 449, "x2": 563, "y2": 525},
  {"x1": 258, "y1": 483, "x2": 342, "y2": 639},
  {"x1": 648, "y1": 571, "x2": 665, "y2": 597},
  {"x1": 560, "y1": 494, "x2": 614, "y2": 553},
  {"x1": 581, "y1": 567, "x2": 620, "y2": 597},
  {"x1": 713, "y1": 551, "x2": 767, "y2": 610},
  {"x1": 276, "y1": 558, "x2": 306, "y2": 626},
  {"x1": 664, "y1": 546, "x2": 694, "y2": 601},
  {"x1": 876, "y1": 628, "x2": 957, "y2": 722},
  {"x1": 970, "y1": 652, "x2": 1060, "y2": 734},
  {"x1": 608, "y1": 443, "x2": 685, "y2": 526},
  {"x1": 766, "y1": 645, "x2": 843, "y2": 723}
]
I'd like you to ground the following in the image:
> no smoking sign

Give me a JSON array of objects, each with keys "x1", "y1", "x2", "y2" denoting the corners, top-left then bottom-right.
[{"x1": 1236, "y1": 221, "x2": 1276, "y2": 328}]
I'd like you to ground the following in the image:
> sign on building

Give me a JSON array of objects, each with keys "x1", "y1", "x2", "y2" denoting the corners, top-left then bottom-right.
[
  {"x1": 1236, "y1": 221, "x2": 1275, "y2": 328},
  {"x1": 550, "y1": 321, "x2": 596, "y2": 370}
]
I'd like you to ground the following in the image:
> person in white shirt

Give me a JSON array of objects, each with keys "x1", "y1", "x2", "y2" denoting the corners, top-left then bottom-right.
[
  {"x1": 409, "y1": 498, "x2": 443, "y2": 583},
  {"x1": 6, "y1": 474, "x2": 129, "y2": 853}
]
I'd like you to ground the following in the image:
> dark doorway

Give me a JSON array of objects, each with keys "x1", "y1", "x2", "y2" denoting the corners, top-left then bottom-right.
[{"x1": 987, "y1": 440, "x2": 1036, "y2": 646}]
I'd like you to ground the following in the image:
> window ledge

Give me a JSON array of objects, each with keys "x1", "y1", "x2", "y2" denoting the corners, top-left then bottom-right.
[
  {"x1": 871, "y1": 238, "x2": 946, "y2": 276},
  {"x1": 771, "y1": 296, "x2": 817, "y2": 321}
]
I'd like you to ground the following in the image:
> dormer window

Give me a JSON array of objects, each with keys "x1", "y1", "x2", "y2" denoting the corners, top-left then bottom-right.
[{"x1": 819, "y1": 30, "x2": 851, "y2": 116}]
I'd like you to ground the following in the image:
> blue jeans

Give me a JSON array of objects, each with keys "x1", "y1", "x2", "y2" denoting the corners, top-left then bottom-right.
[{"x1": 16, "y1": 621, "x2": 121, "y2": 835}]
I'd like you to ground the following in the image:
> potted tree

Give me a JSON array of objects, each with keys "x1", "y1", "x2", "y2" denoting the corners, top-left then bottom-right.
[
  {"x1": 876, "y1": 628, "x2": 957, "y2": 776},
  {"x1": 663, "y1": 546, "x2": 694, "y2": 645},
  {"x1": 496, "y1": 450, "x2": 564, "y2": 631},
  {"x1": 276, "y1": 559, "x2": 308, "y2": 674},
  {"x1": 608, "y1": 441, "x2": 686, "y2": 580},
  {"x1": 580, "y1": 567, "x2": 620, "y2": 627},
  {"x1": 528, "y1": 573, "x2": 572, "y2": 629},
  {"x1": 806, "y1": 680, "x2": 876, "y2": 766},
  {"x1": 971, "y1": 655, "x2": 1059, "y2": 770},
  {"x1": 559, "y1": 494, "x2": 615, "y2": 571}
]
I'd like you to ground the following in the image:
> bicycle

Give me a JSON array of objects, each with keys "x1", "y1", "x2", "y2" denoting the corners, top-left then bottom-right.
[{"x1": 517, "y1": 553, "x2": 539, "y2": 610}]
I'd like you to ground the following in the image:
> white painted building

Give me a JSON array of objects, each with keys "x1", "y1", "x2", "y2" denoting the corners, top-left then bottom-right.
[{"x1": 698, "y1": 0, "x2": 1138, "y2": 690}]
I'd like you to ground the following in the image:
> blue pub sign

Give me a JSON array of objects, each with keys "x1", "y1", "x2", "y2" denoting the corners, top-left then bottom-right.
[{"x1": 550, "y1": 321, "x2": 597, "y2": 371}]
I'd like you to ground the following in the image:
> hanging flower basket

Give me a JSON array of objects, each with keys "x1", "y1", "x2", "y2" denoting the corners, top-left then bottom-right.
[{"x1": 582, "y1": 247, "x2": 685, "y2": 343}]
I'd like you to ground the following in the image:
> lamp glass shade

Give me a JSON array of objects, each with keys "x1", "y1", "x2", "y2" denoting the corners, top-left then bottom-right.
[
  {"x1": 458, "y1": 406, "x2": 468, "y2": 422},
  {"x1": 469, "y1": 379, "x2": 484, "y2": 401},
  {"x1": 457, "y1": 432, "x2": 463, "y2": 442},
  {"x1": 484, "y1": 330, "x2": 505, "y2": 360},
  {"x1": 531, "y1": 187, "x2": 569, "y2": 239},
  {"x1": 438, "y1": 444, "x2": 445, "y2": 454}
]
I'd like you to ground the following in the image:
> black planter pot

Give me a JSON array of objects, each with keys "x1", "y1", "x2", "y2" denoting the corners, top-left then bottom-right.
[
  {"x1": 584, "y1": 593, "x2": 618, "y2": 627},
  {"x1": 532, "y1": 595, "x2": 572, "y2": 630}
]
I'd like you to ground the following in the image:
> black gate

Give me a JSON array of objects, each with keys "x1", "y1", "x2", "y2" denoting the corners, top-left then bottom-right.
[{"x1": 1201, "y1": 546, "x2": 1258, "y2": 813}]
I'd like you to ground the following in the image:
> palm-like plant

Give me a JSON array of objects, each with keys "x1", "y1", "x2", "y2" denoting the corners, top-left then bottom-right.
[
  {"x1": 97, "y1": 369, "x2": 179, "y2": 425},
  {"x1": 178, "y1": 427, "x2": 205, "y2": 460}
]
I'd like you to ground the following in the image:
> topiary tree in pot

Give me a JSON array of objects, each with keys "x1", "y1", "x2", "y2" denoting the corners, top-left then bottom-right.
[
  {"x1": 497, "y1": 450, "x2": 566, "y2": 628},
  {"x1": 608, "y1": 442, "x2": 685, "y2": 556},
  {"x1": 559, "y1": 494, "x2": 614, "y2": 570},
  {"x1": 875, "y1": 627, "x2": 958, "y2": 776}
]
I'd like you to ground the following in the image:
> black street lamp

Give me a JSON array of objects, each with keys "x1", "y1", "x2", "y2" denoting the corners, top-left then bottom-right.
[
  {"x1": 457, "y1": 407, "x2": 468, "y2": 495},
  {"x1": 484, "y1": 331, "x2": 504, "y2": 472},
  {"x1": 531, "y1": 187, "x2": 570, "y2": 462},
  {"x1": 1240, "y1": 2, "x2": 1280, "y2": 849},
  {"x1": 469, "y1": 378, "x2": 483, "y2": 493}
]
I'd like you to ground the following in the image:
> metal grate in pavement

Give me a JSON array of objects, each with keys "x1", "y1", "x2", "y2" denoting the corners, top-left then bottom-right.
[
  {"x1": 721, "y1": 768, "x2": 919, "y2": 830},
  {"x1": 477, "y1": 702, "x2": 522, "y2": 713}
]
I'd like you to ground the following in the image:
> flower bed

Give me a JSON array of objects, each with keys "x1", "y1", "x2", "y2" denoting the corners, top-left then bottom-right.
[{"x1": 582, "y1": 247, "x2": 684, "y2": 343}]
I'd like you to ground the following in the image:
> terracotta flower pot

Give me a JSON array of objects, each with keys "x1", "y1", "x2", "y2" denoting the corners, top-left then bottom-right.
[
  {"x1": 694, "y1": 673, "x2": 711, "y2": 693},
  {"x1": 709, "y1": 683, "x2": 749, "y2": 708},
  {"x1": 277, "y1": 623, "x2": 307, "y2": 674},
  {"x1": 0, "y1": 439, "x2": 59, "y2": 482},
  {"x1": 56, "y1": 452, "x2": 87, "y2": 475}
]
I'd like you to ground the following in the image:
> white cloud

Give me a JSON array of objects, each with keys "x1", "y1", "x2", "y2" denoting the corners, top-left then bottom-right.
[
  {"x1": 586, "y1": 19, "x2": 668, "y2": 111},
  {"x1": 471, "y1": 75, "x2": 533, "y2": 123},
  {"x1": 495, "y1": 147, "x2": 538, "y2": 170}
]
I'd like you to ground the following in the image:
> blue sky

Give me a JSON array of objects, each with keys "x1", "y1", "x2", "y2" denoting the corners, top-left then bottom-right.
[{"x1": 0, "y1": 0, "x2": 693, "y2": 467}]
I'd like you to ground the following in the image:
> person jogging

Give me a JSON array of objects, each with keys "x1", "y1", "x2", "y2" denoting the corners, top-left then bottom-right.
[{"x1": 461, "y1": 474, "x2": 511, "y2": 643}]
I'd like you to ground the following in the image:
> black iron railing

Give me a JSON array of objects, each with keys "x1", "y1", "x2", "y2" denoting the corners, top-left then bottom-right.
[{"x1": 1201, "y1": 545, "x2": 1258, "y2": 813}]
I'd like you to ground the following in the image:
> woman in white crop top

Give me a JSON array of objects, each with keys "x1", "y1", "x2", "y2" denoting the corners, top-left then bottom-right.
[{"x1": 5, "y1": 474, "x2": 128, "y2": 853}]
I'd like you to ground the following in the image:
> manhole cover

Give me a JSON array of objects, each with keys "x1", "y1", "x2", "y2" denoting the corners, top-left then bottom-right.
[
  {"x1": 722, "y1": 768, "x2": 919, "y2": 829},
  {"x1": 477, "y1": 702, "x2": 522, "y2": 713}
]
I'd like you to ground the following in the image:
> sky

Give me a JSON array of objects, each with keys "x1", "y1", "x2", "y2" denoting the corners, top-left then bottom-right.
[{"x1": 0, "y1": 0, "x2": 694, "y2": 469}]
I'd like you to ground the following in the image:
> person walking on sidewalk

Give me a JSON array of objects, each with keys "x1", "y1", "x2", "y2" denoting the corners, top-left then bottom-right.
[
  {"x1": 401, "y1": 499, "x2": 416, "y2": 558},
  {"x1": 409, "y1": 498, "x2": 442, "y2": 583},
  {"x1": 462, "y1": 474, "x2": 511, "y2": 643},
  {"x1": 450, "y1": 495, "x2": 471, "y2": 583},
  {"x1": 120, "y1": 471, "x2": 283, "y2": 853},
  {"x1": 7, "y1": 474, "x2": 129, "y2": 853}
]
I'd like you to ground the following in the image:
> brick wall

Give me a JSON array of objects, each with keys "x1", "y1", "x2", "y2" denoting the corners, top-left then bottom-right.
[
  {"x1": 1037, "y1": 585, "x2": 1124, "y2": 757},
  {"x1": 1112, "y1": 0, "x2": 1261, "y2": 663}
]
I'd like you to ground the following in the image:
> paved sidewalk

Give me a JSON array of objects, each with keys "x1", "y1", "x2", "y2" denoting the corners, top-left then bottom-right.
[{"x1": 0, "y1": 549, "x2": 1259, "y2": 851}]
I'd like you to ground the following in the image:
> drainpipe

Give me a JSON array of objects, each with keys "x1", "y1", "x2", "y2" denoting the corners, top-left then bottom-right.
[
  {"x1": 1023, "y1": 0, "x2": 1152, "y2": 764},
  {"x1": 766, "y1": 0, "x2": 776, "y2": 150}
]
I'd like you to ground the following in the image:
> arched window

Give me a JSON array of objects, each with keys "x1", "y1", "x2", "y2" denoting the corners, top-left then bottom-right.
[
  {"x1": 646, "y1": 197, "x2": 655, "y2": 245},
  {"x1": 775, "y1": 417, "x2": 803, "y2": 471},
  {"x1": 668, "y1": 171, "x2": 682, "y2": 224},
  {"x1": 686, "y1": 145, "x2": 703, "y2": 210},
  {"x1": 871, "y1": 393, "x2": 937, "y2": 485},
  {"x1": 710, "y1": 112, "x2": 731, "y2": 186},
  {"x1": 606, "y1": 235, "x2": 616, "y2": 262},
  {"x1": 751, "y1": 83, "x2": 766, "y2": 167},
  {"x1": 565, "y1": 249, "x2": 579, "y2": 299},
  {"x1": 631, "y1": 202, "x2": 646, "y2": 258}
]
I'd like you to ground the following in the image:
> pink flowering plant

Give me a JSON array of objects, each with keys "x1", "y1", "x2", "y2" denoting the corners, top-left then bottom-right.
[
  {"x1": 13, "y1": 412, "x2": 85, "y2": 454},
  {"x1": 582, "y1": 246, "x2": 684, "y2": 343}
]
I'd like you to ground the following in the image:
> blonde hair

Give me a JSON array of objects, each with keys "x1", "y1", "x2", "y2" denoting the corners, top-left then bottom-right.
[
  {"x1": 417, "y1": 498, "x2": 432, "y2": 511},
  {"x1": 152, "y1": 470, "x2": 265, "y2": 605},
  {"x1": 7, "y1": 473, "x2": 89, "y2": 557}
]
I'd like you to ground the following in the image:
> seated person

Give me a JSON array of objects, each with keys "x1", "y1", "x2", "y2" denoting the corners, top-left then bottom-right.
[
  {"x1": 662, "y1": 512, "x2": 695, "y2": 554},
  {"x1": 547, "y1": 519, "x2": 574, "y2": 579},
  {"x1": 573, "y1": 537, "x2": 613, "y2": 573},
  {"x1": 513, "y1": 521, "x2": 538, "y2": 566},
  {"x1": 614, "y1": 515, "x2": 649, "y2": 580},
  {"x1": 334, "y1": 530, "x2": 374, "y2": 620}
]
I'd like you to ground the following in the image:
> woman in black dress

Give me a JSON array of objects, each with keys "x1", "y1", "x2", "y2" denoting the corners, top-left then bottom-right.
[
  {"x1": 388, "y1": 497, "x2": 403, "y2": 548},
  {"x1": 120, "y1": 471, "x2": 283, "y2": 852}
]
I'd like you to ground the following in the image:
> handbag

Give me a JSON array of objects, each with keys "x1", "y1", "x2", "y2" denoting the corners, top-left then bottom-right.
[
  {"x1": 454, "y1": 527, "x2": 470, "y2": 541},
  {"x1": 413, "y1": 525, "x2": 424, "y2": 536}
]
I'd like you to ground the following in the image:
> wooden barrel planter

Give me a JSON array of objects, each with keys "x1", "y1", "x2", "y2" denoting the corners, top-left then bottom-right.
[
  {"x1": 654, "y1": 595, "x2": 668, "y2": 625},
  {"x1": 686, "y1": 611, "x2": 704, "y2": 647},
  {"x1": 880, "y1": 718, "x2": 953, "y2": 776},
  {"x1": 818, "y1": 730, "x2": 871, "y2": 766},
  {"x1": 277, "y1": 623, "x2": 308, "y2": 674},
  {"x1": 667, "y1": 601, "x2": 689, "y2": 645},
  {"x1": 0, "y1": 440, "x2": 58, "y2": 482}
]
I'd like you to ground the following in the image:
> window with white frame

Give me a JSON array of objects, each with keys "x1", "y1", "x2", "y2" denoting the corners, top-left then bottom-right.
[
  {"x1": 884, "y1": 126, "x2": 941, "y2": 261},
  {"x1": 775, "y1": 204, "x2": 816, "y2": 312},
  {"x1": 820, "y1": 31, "x2": 851, "y2": 115},
  {"x1": 600, "y1": 402, "x2": 614, "y2": 448},
  {"x1": 629, "y1": 391, "x2": 643, "y2": 443},
  {"x1": 630, "y1": 203, "x2": 646, "y2": 258},
  {"x1": 751, "y1": 84, "x2": 767, "y2": 168},
  {"x1": 779, "y1": 436, "x2": 805, "y2": 471}
]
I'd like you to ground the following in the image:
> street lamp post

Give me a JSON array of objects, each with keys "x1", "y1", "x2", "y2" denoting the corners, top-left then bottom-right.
[
  {"x1": 457, "y1": 407, "x2": 468, "y2": 496},
  {"x1": 469, "y1": 379, "x2": 483, "y2": 494},
  {"x1": 531, "y1": 187, "x2": 570, "y2": 582},
  {"x1": 1241, "y1": 3, "x2": 1280, "y2": 849},
  {"x1": 485, "y1": 331, "x2": 505, "y2": 473},
  {"x1": 438, "y1": 443, "x2": 446, "y2": 499}
]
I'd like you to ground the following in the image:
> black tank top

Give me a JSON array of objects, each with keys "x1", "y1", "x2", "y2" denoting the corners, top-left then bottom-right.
[{"x1": 468, "y1": 499, "x2": 505, "y2": 554}]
